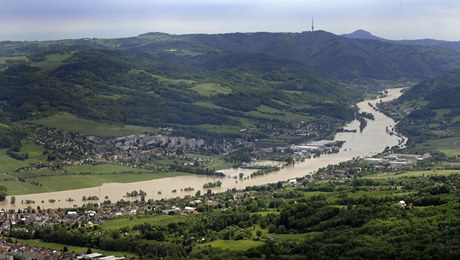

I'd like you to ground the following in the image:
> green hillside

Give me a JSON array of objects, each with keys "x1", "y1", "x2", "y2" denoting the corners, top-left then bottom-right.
[
  {"x1": 1, "y1": 30, "x2": 459, "y2": 151},
  {"x1": 117, "y1": 31, "x2": 460, "y2": 82},
  {"x1": 0, "y1": 44, "x2": 359, "y2": 142},
  {"x1": 395, "y1": 69, "x2": 460, "y2": 155}
]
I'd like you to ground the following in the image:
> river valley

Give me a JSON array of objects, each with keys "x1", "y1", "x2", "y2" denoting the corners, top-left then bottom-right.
[{"x1": 0, "y1": 88, "x2": 405, "y2": 210}]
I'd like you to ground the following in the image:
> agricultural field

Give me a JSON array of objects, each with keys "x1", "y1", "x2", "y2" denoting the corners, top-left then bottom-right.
[
  {"x1": 195, "y1": 124, "x2": 242, "y2": 135},
  {"x1": 0, "y1": 172, "x2": 186, "y2": 195},
  {"x1": 20, "y1": 139, "x2": 47, "y2": 162},
  {"x1": 201, "y1": 239, "x2": 264, "y2": 251},
  {"x1": 0, "y1": 149, "x2": 28, "y2": 173},
  {"x1": 192, "y1": 101, "x2": 225, "y2": 110},
  {"x1": 249, "y1": 225, "x2": 321, "y2": 242},
  {"x1": 100, "y1": 215, "x2": 188, "y2": 230},
  {"x1": 64, "y1": 164, "x2": 151, "y2": 174},
  {"x1": 368, "y1": 169, "x2": 460, "y2": 179},
  {"x1": 0, "y1": 55, "x2": 29, "y2": 64},
  {"x1": 31, "y1": 112, "x2": 155, "y2": 137},
  {"x1": 413, "y1": 136, "x2": 460, "y2": 156},
  {"x1": 191, "y1": 83, "x2": 232, "y2": 97},
  {"x1": 31, "y1": 52, "x2": 75, "y2": 72}
]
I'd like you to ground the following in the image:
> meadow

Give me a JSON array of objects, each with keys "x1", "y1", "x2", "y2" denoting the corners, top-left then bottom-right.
[
  {"x1": 100, "y1": 214, "x2": 188, "y2": 230},
  {"x1": 413, "y1": 136, "x2": 460, "y2": 156},
  {"x1": 191, "y1": 83, "x2": 232, "y2": 97},
  {"x1": 368, "y1": 169, "x2": 460, "y2": 179},
  {"x1": 31, "y1": 112, "x2": 155, "y2": 137},
  {"x1": 64, "y1": 164, "x2": 151, "y2": 174}
]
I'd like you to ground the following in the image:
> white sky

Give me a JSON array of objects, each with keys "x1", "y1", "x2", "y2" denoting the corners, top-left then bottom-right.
[{"x1": 1, "y1": 0, "x2": 459, "y2": 41}]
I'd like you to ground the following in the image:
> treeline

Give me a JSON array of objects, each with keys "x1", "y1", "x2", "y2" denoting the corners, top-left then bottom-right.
[
  {"x1": 169, "y1": 163, "x2": 225, "y2": 177},
  {"x1": 0, "y1": 125, "x2": 27, "y2": 149},
  {"x1": 0, "y1": 186, "x2": 6, "y2": 201}
]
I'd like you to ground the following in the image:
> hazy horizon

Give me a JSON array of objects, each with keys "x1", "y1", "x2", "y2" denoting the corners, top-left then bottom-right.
[{"x1": 1, "y1": 0, "x2": 460, "y2": 41}]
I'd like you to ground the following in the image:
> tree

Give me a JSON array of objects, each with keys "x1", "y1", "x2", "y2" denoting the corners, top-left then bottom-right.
[{"x1": 0, "y1": 186, "x2": 6, "y2": 201}]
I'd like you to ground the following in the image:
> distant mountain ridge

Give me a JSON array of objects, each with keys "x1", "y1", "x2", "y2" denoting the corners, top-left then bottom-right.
[
  {"x1": 1, "y1": 29, "x2": 460, "y2": 139},
  {"x1": 2, "y1": 30, "x2": 460, "y2": 82},
  {"x1": 342, "y1": 29, "x2": 460, "y2": 50},
  {"x1": 113, "y1": 30, "x2": 460, "y2": 82}
]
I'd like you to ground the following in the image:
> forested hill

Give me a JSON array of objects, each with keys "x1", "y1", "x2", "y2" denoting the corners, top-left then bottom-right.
[
  {"x1": 392, "y1": 69, "x2": 460, "y2": 151},
  {"x1": 398, "y1": 69, "x2": 460, "y2": 110},
  {"x1": 0, "y1": 45, "x2": 357, "y2": 142},
  {"x1": 1, "y1": 30, "x2": 460, "y2": 141},
  {"x1": 115, "y1": 31, "x2": 460, "y2": 81},
  {"x1": 2, "y1": 30, "x2": 460, "y2": 82},
  {"x1": 343, "y1": 29, "x2": 460, "y2": 50}
]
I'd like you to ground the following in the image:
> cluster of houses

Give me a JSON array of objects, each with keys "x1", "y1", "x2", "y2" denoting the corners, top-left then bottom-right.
[
  {"x1": 0, "y1": 239, "x2": 125, "y2": 260},
  {"x1": 364, "y1": 153, "x2": 431, "y2": 169},
  {"x1": 112, "y1": 134, "x2": 205, "y2": 152},
  {"x1": 291, "y1": 140, "x2": 343, "y2": 157},
  {"x1": 0, "y1": 239, "x2": 69, "y2": 260}
]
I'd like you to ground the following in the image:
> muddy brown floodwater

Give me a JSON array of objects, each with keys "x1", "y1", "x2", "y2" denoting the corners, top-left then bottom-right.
[{"x1": 0, "y1": 88, "x2": 405, "y2": 210}]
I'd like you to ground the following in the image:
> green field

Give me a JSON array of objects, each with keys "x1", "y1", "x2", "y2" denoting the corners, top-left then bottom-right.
[
  {"x1": 202, "y1": 239, "x2": 264, "y2": 251},
  {"x1": 0, "y1": 140, "x2": 47, "y2": 174},
  {"x1": 246, "y1": 106, "x2": 310, "y2": 123},
  {"x1": 183, "y1": 153, "x2": 233, "y2": 170},
  {"x1": 192, "y1": 83, "x2": 232, "y2": 97},
  {"x1": 20, "y1": 139, "x2": 47, "y2": 162},
  {"x1": 152, "y1": 74, "x2": 195, "y2": 85},
  {"x1": 12, "y1": 238, "x2": 135, "y2": 258},
  {"x1": 32, "y1": 52, "x2": 74, "y2": 72},
  {"x1": 64, "y1": 164, "x2": 151, "y2": 174},
  {"x1": 193, "y1": 101, "x2": 225, "y2": 110},
  {"x1": 0, "y1": 149, "x2": 28, "y2": 173},
  {"x1": 368, "y1": 169, "x2": 460, "y2": 179},
  {"x1": 0, "y1": 55, "x2": 29, "y2": 64},
  {"x1": 413, "y1": 136, "x2": 460, "y2": 156},
  {"x1": 250, "y1": 224, "x2": 320, "y2": 242},
  {"x1": 0, "y1": 172, "x2": 186, "y2": 195},
  {"x1": 100, "y1": 215, "x2": 188, "y2": 230},
  {"x1": 31, "y1": 112, "x2": 155, "y2": 137},
  {"x1": 196, "y1": 124, "x2": 242, "y2": 135}
]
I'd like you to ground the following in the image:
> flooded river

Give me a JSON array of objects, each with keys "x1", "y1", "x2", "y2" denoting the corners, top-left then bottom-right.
[{"x1": 0, "y1": 88, "x2": 405, "y2": 210}]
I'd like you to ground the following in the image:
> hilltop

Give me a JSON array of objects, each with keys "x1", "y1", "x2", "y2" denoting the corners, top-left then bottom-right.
[{"x1": 343, "y1": 29, "x2": 460, "y2": 50}]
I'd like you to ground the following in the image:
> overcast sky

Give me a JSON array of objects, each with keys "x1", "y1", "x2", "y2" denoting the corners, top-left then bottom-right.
[{"x1": 1, "y1": 0, "x2": 459, "y2": 41}]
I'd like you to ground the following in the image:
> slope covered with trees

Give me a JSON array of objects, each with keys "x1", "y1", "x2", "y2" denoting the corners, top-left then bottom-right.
[
  {"x1": 117, "y1": 31, "x2": 460, "y2": 82},
  {"x1": 391, "y1": 69, "x2": 460, "y2": 155},
  {"x1": 0, "y1": 40, "x2": 359, "y2": 147}
]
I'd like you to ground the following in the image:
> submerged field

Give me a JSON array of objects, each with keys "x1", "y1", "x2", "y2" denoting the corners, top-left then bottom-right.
[{"x1": 0, "y1": 171, "x2": 186, "y2": 195}]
